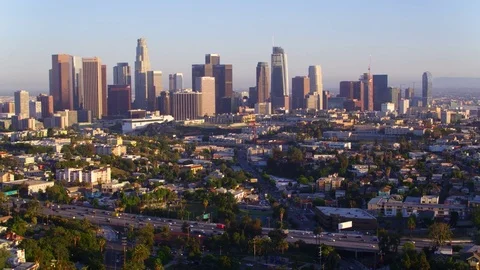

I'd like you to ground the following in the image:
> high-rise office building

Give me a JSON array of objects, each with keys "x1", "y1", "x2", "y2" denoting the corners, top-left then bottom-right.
[
  {"x1": 174, "y1": 73, "x2": 183, "y2": 90},
  {"x1": 308, "y1": 65, "x2": 323, "y2": 109},
  {"x1": 248, "y1": 87, "x2": 258, "y2": 108},
  {"x1": 29, "y1": 101, "x2": 42, "y2": 119},
  {"x1": 387, "y1": 87, "x2": 400, "y2": 110},
  {"x1": 14, "y1": 90, "x2": 30, "y2": 118},
  {"x1": 2, "y1": 102, "x2": 15, "y2": 114},
  {"x1": 108, "y1": 85, "x2": 131, "y2": 116},
  {"x1": 168, "y1": 74, "x2": 175, "y2": 91},
  {"x1": 359, "y1": 73, "x2": 374, "y2": 111},
  {"x1": 213, "y1": 65, "x2": 233, "y2": 114},
  {"x1": 147, "y1": 71, "x2": 162, "y2": 111},
  {"x1": 113, "y1": 63, "x2": 131, "y2": 85},
  {"x1": 405, "y1": 87, "x2": 414, "y2": 99},
  {"x1": 50, "y1": 54, "x2": 74, "y2": 111},
  {"x1": 373, "y1": 74, "x2": 388, "y2": 111},
  {"x1": 192, "y1": 64, "x2": 212, "y2": 91},
  {"x1": 256, "y1": 62, "x2": 270, "y2": 104},
  {"x1": 291, "y1": 76, "x2": 310, "y2": 110},
  {"x1": 37, "y1": 94, "x2": 54, "y2": 118},
  {"x1": 82, "y1": 57, "x2": 103, "y2": 119},
  {"x1": 134, "y1": 38, "x2": 151, "y2": 109},
  {"x1": 353, "y1": 81, "x2": 364, "y2": 111},
  {"x1": 194, "y1": 77, "x2": 216, "y2": 116},
  {"x1": 101, "y1": 65, "x2": 107, "y2": 117},
  {"x1": 205, "y1": 54, "x2": 220, "y2": 65},
  {"x1": 72, "y1": 56, "x2": 84, "y2": 110},
  {"x1": 271, "y1": 46, "x2": 289, "y2": 109},
  {"x1": 339, "y1": 81, "x2": 355, "y2": 99},
  {"x1": 157, "y1": 91, "x2": 171, "y2": 115},
  {"x1": 399, "y1": 99, "x2": 410, "y2": 114},
  {"x1": 170, "y1": 90, "x2": 202, "y2": 120},
  {"x1": 422, "y1": 71, "x2": 432, "y2": 107}
]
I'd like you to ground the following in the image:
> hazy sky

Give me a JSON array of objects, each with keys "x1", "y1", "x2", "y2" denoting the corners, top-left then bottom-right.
[{"x1": 1, "y1": 0, "x2": 479, "y2": 95}]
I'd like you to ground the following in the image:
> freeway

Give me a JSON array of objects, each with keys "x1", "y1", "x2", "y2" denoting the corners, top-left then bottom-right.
[{"x1": 32, "y1": 200, "x2": 381, "y2": 253}]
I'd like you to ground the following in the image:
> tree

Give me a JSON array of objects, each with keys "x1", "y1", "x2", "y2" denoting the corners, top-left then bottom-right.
[
  {"x1": 450, "y1": 211, "x2": 459, "y2": 227},
  {"x1": 428, "y1": 222, "x2": 452, "y2": 248},
  {"x1": 203, "y1": 199, "x2": 209, "y2": 213},
  {"x1": 407, "y1": 216, "x2": 416, "y2": 236},
  {"x1": 0, "y1": 248, "x2": 10, "y2": 269},
  {"x1": 277, "y1": 239, "x2": 289, "y2": 254},
  {"x1": 418, "y1": 251, "x2": 430, "y2": 270},
  {"x1": 279, "y1": 208, "x2": 285, "y2": 229},
  {"x1": 473, "y1": 207, "x2": 480, "y2": 229}
]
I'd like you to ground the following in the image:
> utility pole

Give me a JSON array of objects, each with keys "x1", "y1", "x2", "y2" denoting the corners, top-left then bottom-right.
[
  {"x1": 121, "y1": 237, "x2": 127, "y2": 266},
  {"x1": 253, "y1": 237, "x2": 256, "y2": 261},
  {"x1": 318, "y1": 245, "x2": 322, "y2": 270}
]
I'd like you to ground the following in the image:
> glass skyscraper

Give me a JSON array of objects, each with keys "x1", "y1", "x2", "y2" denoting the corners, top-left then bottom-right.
[
  {"x1": 422, "y1": 71, "x2": 432, "y2": 107},
  {"x1": 270, "y1": 46, "x2": 289, "y2": 109}
]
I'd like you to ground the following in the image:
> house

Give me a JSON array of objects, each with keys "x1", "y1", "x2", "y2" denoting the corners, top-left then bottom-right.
[
  {"x1": 316, "y1": 174, "x2": 344, "y2": 192},
  {"x1": 467, "y1": 252, "x2": 480, "y2": 269},
  {"x1": 378, "y1": 186, "x2": 391, "y2": 197},
  {"x1": 180, "y1": 164, "x2": 204, "y2": 175},
  {"x1": 335, "y1": 190, "x2": 346, "y2": 199},
  {"x1": 0, "y1": 172, "x2": 14, "y2": 183},
  {"x1": 1, "y1": 180, "x2": 54, "y2": 195}
]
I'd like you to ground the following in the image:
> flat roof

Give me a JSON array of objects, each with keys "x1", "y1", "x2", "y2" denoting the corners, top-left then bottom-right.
[{"x1": 316, "y1": 206, "x2": 376, "y2": 220}]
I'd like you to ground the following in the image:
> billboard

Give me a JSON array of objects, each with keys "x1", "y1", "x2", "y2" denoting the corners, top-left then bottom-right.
[
  {"x1": 4, "y1": 190, "x2": 18, "y2": 196},
  {"x1": 338, "y1": 221, "x2": 352, "y2": 230},
  {"x1": 202, "y1": 213, "x2": 210, "y2": 220}
]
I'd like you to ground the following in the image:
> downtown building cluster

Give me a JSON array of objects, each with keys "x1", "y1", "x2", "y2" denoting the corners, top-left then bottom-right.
[{"x1": 2, "y1": 38, "x2": 436, "y2": 132}]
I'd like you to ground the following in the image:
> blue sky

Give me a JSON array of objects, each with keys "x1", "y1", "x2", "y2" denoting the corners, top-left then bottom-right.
[{"x1": 1, "y1": 0, "x2": 479, "y2": 94}]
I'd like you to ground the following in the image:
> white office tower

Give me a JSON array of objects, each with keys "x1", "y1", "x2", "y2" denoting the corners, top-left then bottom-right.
[
  {"x1": 308, "y1": 65, "x2": 323, "y2": 109},
  {"x1": 147, "y1": 70, "x2": 162, "y2": 111},
  {"x1": 194, "y1": 76, "x2": 216, "y2": 116},
  {"x1": 14, "y1": 90, "x2": 30, "y2": 118},
  {"x1": 134, "y1": 38, "x2": 151, "y2": 109},
  {"x1": 381, "y1": 102, "x2": 395, "y2": 113},
  {"x1": 398, "y1": 99, "x2": 410, "y2": 114},
  {"x1": 29, "y1": 101, "x2": 42, "y2": 119}
]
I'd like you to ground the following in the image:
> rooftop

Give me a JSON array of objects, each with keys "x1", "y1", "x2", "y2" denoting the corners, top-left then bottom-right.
[{"x1": 316, "y1": 206, "x2": 376, "y2": 220}]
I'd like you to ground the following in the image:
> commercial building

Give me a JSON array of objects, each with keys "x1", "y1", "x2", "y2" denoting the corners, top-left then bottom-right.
[
  {"x1": 368, "y1": 195, "x2": 466, "y2": 218},
  {"x1": 339, "y1": 81, "x2": 355, "y2": 99},
  {"x1": 113, "y1": 62, "x2": 131, "y2": 85},
  {"x1": 270, "y1": 47, "x2": 289, "y2": 109},
  {"x1": 108, "y1": 85, "x2": 131, "y2": 117},
  {"x1": 359, "y1": 73, "x2": 373, "y2": 111},
  {"x1": 37, "y1": 94, "x2": 53, "y2": 118},
  {"x1": 50, "y1": 54, "x2": 73, "y2": 111},
  {"x1": 316, "y1": 174, "x2": 344, "y2": 192},
  {"x1": 194, "y1": 77, "x2": 216, "y2": 116},
  {"x1": 157, "y1": 91, "x2": 171, "y2": 115},
  {"x1": 56, "y1": 167, "x2": 112, "y2": 185},
  {"x1": 405, "y1": 87, "x2": 414, "y2": 100},
  {"x1": 422, "y1": 71, "x2": 433, "y2": 107},
  {"x1": 254, "y1": 102, "x2": 272, "y2": 115},
  {"x1": 14, "y1": 90, "x2": 29, "y2": 118},
  {"x1": 170, "y1": 90, "x2": 202, "y2": 120},
  {"x1": 82, "y1": 57, "x2": 103, "y2": 119},
  {"x1": 256, "y1": 62, "x2": 270, "y2": 104},
  {"x1": 314, "y1": 206, "x2": 378, "y2": 231},
  {"x1": 134, "y1": 38, "x2": 151, "y2": 109},
  {"x1": 291, "y1": 76, "x2": 309, "y2": 110},
  {"x1": 101, "y1": 65, "x2": 107, "y2": 117},
  {"x1": 72, "y1": 56, "x2": 84, "y2": 110},
  {"x1": 147, "y1": 70, "x2": 162, "y2": 111},
  {"x1": 28, "y1": 101, "x2": 41, "y2": 119},
  {"x1": 373, "y1": 74, "x2": 388, "y2": 111},
  {"x1": 399, "y1": 99, "x2": 410, "y2": 114},
  {"x1": 381, "y1": 102, "x2": 395, "y2": 113},
  {"x1": 121, "y1": 115, "x2": 174, "y2": 133},
  {"x1": 213, "y1": 65, "x2": 233, "y2": 114},
  {"x1": 387, "y1": 87, "x2": 400, "y2": 110},
  {"x1": 1, "y1": 179, "x2": 55, "y2": 195}
]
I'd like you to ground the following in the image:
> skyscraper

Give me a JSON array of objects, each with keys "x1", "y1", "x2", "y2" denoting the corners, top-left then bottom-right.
[
  {"x1": 271, "y1": 47, "x2": 289, "y2": 109},
  {"x1": 134, "y1": 38, "x2": 151, "y2": 109},
  {"x1": 170, "y1": 90, "x2": 202, "y2": 120},
  {"x1": 256, "y1": 62, "x2": 270, "y2": 104},
  {"x1": 405, "y1": 87, "x2": 414, "y2": 99},
  {"x1": 157, "y1": 91, "x2": 171, "y2": 115},
  {"x1": 174, "y1": 73, "x2": 183, "y2": 90},
  {"x1": 14, "y1": 90, "x2": 29, "y2": 118},
  {"x1": 194, "y1": 76, "x2": 216, "y2": 116},
  {"x1": 387, "y1": 87, "x2": 400, "y2": 110},
  {"x1": 308, "y1": 65, "x2": 323, "y2": 110},
  {"x1": 168, "y1": 74, "x2": 175, "y2": 91},
  {"x1": 147, "y1": 71, "x2": 162, "y2": 111},
  {"x1": 72, "y1": 56, "x2": 84, "y2": 110},
  {"x1": 50, "y1": 54, "x2": 74, "y2": 111},
  {"x1": 82, "y1": 57, "x2": 103, "y2": 119},
  {"x1": 29, "y1": 101, "x2": 42, "y2": 119},
  {"x1": 113, "y1": 62, "x2": 131, "y2": 85},
  {"x1": 108, "y1": 85, "x2": 131, "y2": 116},
  {"x1": 291, "y1": 76, "x2": 310, "y2": 110},
  {"x1": 422, "y1": 71, "x2": 432, "y2": 107},
  {"x1": 101, "y1": 64, "x2": 107, "y2": 117},
  {"x1": 373, "y1": 74, "x2": 388, "y2": 111},
  {"x1": 205, "y1": 54, "x2": 220, "y2": 65},
  {"x1": 339, "y1": 81, "x2": 355, "y2": 99},
  {"x1": 359, "y1": 73, "x2": 374, "y2": 111},
  {"x1": 248, "y1": 87, "x2": 258, "y2": 107},
  {"x1": 37, "y1": 94, "x2": 54, "y2": 118},
  {"x1": 213, "y1": 64, "x2": 233, "y2": 114}
]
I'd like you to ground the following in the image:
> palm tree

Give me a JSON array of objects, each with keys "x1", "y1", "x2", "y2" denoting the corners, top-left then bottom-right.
[
  {"x1": 202, "y1": 199, "x2": 209, "y2": 213},
  {"x1": 279, "y1": 208, "x2": 285, "y2": 229},
  {"x1": 277, "y1": 239, "x2": 289, "y2": 254},
  {"x1": 313, "y1": 226, "x2": 323, "y2": 245},
  {"x1": 407, "y1": 216, "x2": 416, "y2": 236},
  {"x1": 98, "y1": 238, "x2": 106, "y2": 253}
]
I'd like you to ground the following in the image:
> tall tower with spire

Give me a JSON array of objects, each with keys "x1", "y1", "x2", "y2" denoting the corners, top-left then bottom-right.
[{"x1": 134, "y1": 38, "x2": 151, "y2": 109}]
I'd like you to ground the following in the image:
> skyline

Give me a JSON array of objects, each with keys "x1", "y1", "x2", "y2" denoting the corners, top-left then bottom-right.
[{"x1": 1, "y1": 1, "x2": 479, "y2": 94}]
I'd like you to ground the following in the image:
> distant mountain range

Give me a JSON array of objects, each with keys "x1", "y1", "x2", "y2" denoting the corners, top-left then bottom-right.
[{"x1": 433, "y1": 77, "x2": 480, "y2": 88}]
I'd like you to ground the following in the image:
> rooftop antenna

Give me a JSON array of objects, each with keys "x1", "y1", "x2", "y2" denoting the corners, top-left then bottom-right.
[{"x1": 272, "y1": 35, "x2": 275, "y2": 47}]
